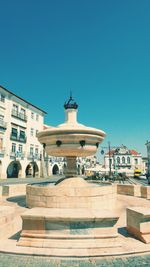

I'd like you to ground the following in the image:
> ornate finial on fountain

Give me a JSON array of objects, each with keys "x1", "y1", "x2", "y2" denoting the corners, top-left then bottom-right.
[{"x1": 64, "y1": 91, "x2": 78, "y2": 110}]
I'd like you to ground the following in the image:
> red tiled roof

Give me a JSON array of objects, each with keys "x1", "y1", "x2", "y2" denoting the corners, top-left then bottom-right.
[
  {"x1": 105, "y1": 149, "x2": 140, "y2": 156},
  {"x1": 43, "y1": 125, "x2": 49, "y2": 130},
  {"x1": 129, "y1": 150, "x2": 139, "y2": 155}
]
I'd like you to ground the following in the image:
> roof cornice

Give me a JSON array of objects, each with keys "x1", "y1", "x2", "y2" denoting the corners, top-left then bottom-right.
[{"x1": 0, "y1": 85, "x2": 47, "y2": 114}]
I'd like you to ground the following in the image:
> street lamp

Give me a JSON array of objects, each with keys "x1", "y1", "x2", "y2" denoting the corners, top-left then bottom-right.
[
  {"x1": 101, "y1": 142, "x2": 119, "y2": 177},
  {"x1": 145, "y1": 141, "x2": 150, "y2": 184}
]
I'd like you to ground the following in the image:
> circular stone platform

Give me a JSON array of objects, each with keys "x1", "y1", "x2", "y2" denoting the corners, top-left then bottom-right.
[{"x1": 1, "y1": 194, "x2": 150, "y2": 258}]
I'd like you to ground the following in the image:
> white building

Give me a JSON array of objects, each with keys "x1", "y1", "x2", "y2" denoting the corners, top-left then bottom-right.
[
  {"x1": 142, "y1": 157, "x2": 148, "y2": 175},
  {"x1": 0, "y1": 85, "x2": 46, "y2": 179},
  {"x1": 145, "y1": 141, "x2": 150, "y2": 176},
  {"x1": 45, "y1": 154, "x2": 98, "y2": 176},
  {"x1": 104, "y1": 145, "x2": 143, "y2": 175}
]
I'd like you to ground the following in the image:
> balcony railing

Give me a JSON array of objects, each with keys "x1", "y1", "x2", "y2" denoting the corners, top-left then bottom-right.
[
  {"x1": 0, "y1": 148, "x2": 5, "y2": 157},
  {"x1": 11, "y1": 109, "x2": 27, "y2": 122},
  {"x1": 10, "y1": 151, "x2": 25, "y2": 159},
  {"x1": 115, "y1": 163, "x2": 131, "y2": 167},
  {"x1": 10, "y1": 135, "x2": 27, "y2": 143},
  {"x1": 0, "y1": 120, "x2": 7, "y2": 130},
  {"x1": 27, "y1": 153, "x2": 41, "y2": 161}
]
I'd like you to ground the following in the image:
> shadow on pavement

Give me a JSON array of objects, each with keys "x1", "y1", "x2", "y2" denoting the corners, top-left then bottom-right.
[
  {"x1": 118, "y1": 227, "x2": 131, "y2": 237},
  {"x1": 9, "y1": 230, "x2": 21, "y2": 240},
  {"x1": 7, "y1": 195, "x2": 26, "y2": 208}
]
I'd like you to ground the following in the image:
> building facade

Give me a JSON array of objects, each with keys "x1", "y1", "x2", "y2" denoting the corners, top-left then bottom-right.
[
  {"x1": 145, "y1": 141, "x2": 150, "y2": 176},
  {"x1": 0, "y1": 85, "x2": 46, "y2": 179},
  {"x1": 104, "y1": 145, "x2": 143, "y2": 175},
  {"x1": 45, "y1": 154, "x2": 98, "y2": 176},
  {"x1": 0, "y1": 85, "x2": 102, "y2": 179}
]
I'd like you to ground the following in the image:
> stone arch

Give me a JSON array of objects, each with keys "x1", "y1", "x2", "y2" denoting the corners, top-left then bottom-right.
[
  {"x1": 52, "y1": 164, "x2": 59, "y2": 175},
  {"x1": 7, "y1": 161, "x2": 22, "y2": 178},
  {"x1": 25, "y1": 162, "x2": 39, "y2": 177}
]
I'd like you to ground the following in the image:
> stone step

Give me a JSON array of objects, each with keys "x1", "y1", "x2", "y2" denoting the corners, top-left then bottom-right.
[
  {"x1": 18, "y1": 236, "x2": 121, "y2": 249},
  {"x1": 20, "y1": 232, "x2": 118, "y2": 239}
]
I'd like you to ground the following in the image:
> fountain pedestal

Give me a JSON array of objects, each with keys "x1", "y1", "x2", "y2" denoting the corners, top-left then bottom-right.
[{"x1": 64, "y1": 156, "x2": 77, "y2": 177}]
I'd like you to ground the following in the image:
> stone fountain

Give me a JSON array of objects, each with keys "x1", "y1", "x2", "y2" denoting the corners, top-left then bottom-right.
[{"x1": 18, "y1": 96, "x2": 120, "y2": 257}]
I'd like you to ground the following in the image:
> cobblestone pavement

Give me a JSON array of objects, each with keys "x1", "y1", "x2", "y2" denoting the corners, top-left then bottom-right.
[
  {"x1": 0, "y1": 254, "x2": 150, "y2": 267},
  {"x1": 0, "y1": 175, "x2": 61, "y2": 185}
]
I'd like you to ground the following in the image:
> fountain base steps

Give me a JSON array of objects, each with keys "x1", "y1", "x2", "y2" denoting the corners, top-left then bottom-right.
[{"x1": 17, "y1": 207, "x2": 121, "y2": 256}]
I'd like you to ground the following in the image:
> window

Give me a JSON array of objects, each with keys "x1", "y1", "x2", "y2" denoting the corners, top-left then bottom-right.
[
  {"x1": 18, "y1": 144, "x2": 23, "y2": 153},
  {"x1": 31, "y1": 112, "x2": 34, "y2": 119},
  {"x1": 36, "y1": 130, "x2": 38, "y2": 137},
  {"x1": 135, "y1": 158, "x2": 138, "y2": 165},
  {"x1": 122, "y1": 157, "x2": 125, "y2": 164},
  {"x1": 20, "y1": 108, "x2": 25, "y2": 115},
  {"x1": 12, "y1": 143, "x2": 16, "y2": 153},
  {"x1": 13, "y1": 104, "x2": 18, "y2": 113},
  {"x1": 0, "y1": 115, "x2": 4, "y2": 126},
  {"x1": 11, "y1": 128, "x2": 17, "y2": 139},
  {"x1": 35, "y1": 147, "x2": 38, "y2": 155},
  {"x1": 0, "y1": 137, "x2": 3, "y2": 149},
  {"x1": 19, "y1": 130, "x2": 25, "y2": 140},
  {"x1": 36, "y1": 114, "x2": 39, "y2": 121},
  {"x1": 12, "y1": 104, "x2": 19, "y2": 117},
  {"x1": 30, "y1": 145, "x2": 34, "y2": 155},
  {"x1": 0, "y1": 94, "x2": 5, "y2": 103},
  {"x1": 0, "y1": 115, "x2": 4, "y2": 123},
  {"x1": 127, "y1": 157, "x2": 130, "y2": 164},
  {"x1": 20, "y1": 108, "x2": 26, "y2": 120},
  {"x1": 117, "y1": 157, "x2": 120, "y2": 164},
  {"x1": 30, "y1": 128, "x2": 34, "y2": 136}
]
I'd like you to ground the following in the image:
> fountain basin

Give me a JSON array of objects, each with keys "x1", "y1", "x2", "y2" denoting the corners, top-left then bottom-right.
[
  {"x1": 38, "y1": 128, "x2": 105, "y2": 157},
  {"x1": 26, "y1": 177, "x2": 117, "y2": 209}
]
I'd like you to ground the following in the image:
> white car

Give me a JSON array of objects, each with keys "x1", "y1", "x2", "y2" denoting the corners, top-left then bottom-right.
[{"x1": 139, "y1": 175, "x2": 147, "y2": 179}]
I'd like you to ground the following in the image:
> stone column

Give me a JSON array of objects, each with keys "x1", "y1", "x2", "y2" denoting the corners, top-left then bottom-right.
[{"x1": 65, "y1": 156, "x2": 77, "y2": 177}]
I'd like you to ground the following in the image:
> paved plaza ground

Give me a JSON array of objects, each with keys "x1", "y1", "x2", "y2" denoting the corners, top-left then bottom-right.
[
  {"x1": 0, "y1": 175, "x2": 61, "y2": 185},
  {"x1": 0, "y1": 253, "x2": 150, "y2": 267}
]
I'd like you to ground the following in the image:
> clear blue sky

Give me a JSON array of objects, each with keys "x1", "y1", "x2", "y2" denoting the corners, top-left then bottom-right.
[{"x1": 0, "y1": 0, "x2": 150, "y2": 157}]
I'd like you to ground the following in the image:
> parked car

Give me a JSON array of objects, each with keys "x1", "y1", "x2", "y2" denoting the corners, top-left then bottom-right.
[{"x1": 134, "y1": 169, "x2": 142, "y2": 178}]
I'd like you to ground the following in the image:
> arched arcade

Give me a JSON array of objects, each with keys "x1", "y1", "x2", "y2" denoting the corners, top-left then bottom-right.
[
  {"x1": 7, "y1": 161, "x2": 22, "y2": 178},
  {"x1": 25, "y1": 162, "x2": 39, "y2": 177}
]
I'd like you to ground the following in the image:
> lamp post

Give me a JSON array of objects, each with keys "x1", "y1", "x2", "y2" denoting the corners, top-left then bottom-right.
[
  {"x1": 108, "y1": 141, "x2": 111, "y2": 176},
  {"x1": 101, "y1": 142, "x2": 119, "y2": 177},
  {"x1": 41, "y1": 143, "x2": 48, "y2": 177},
  {"x1": 145, "y1": 141, "x2": 150, "y2": 184}
]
